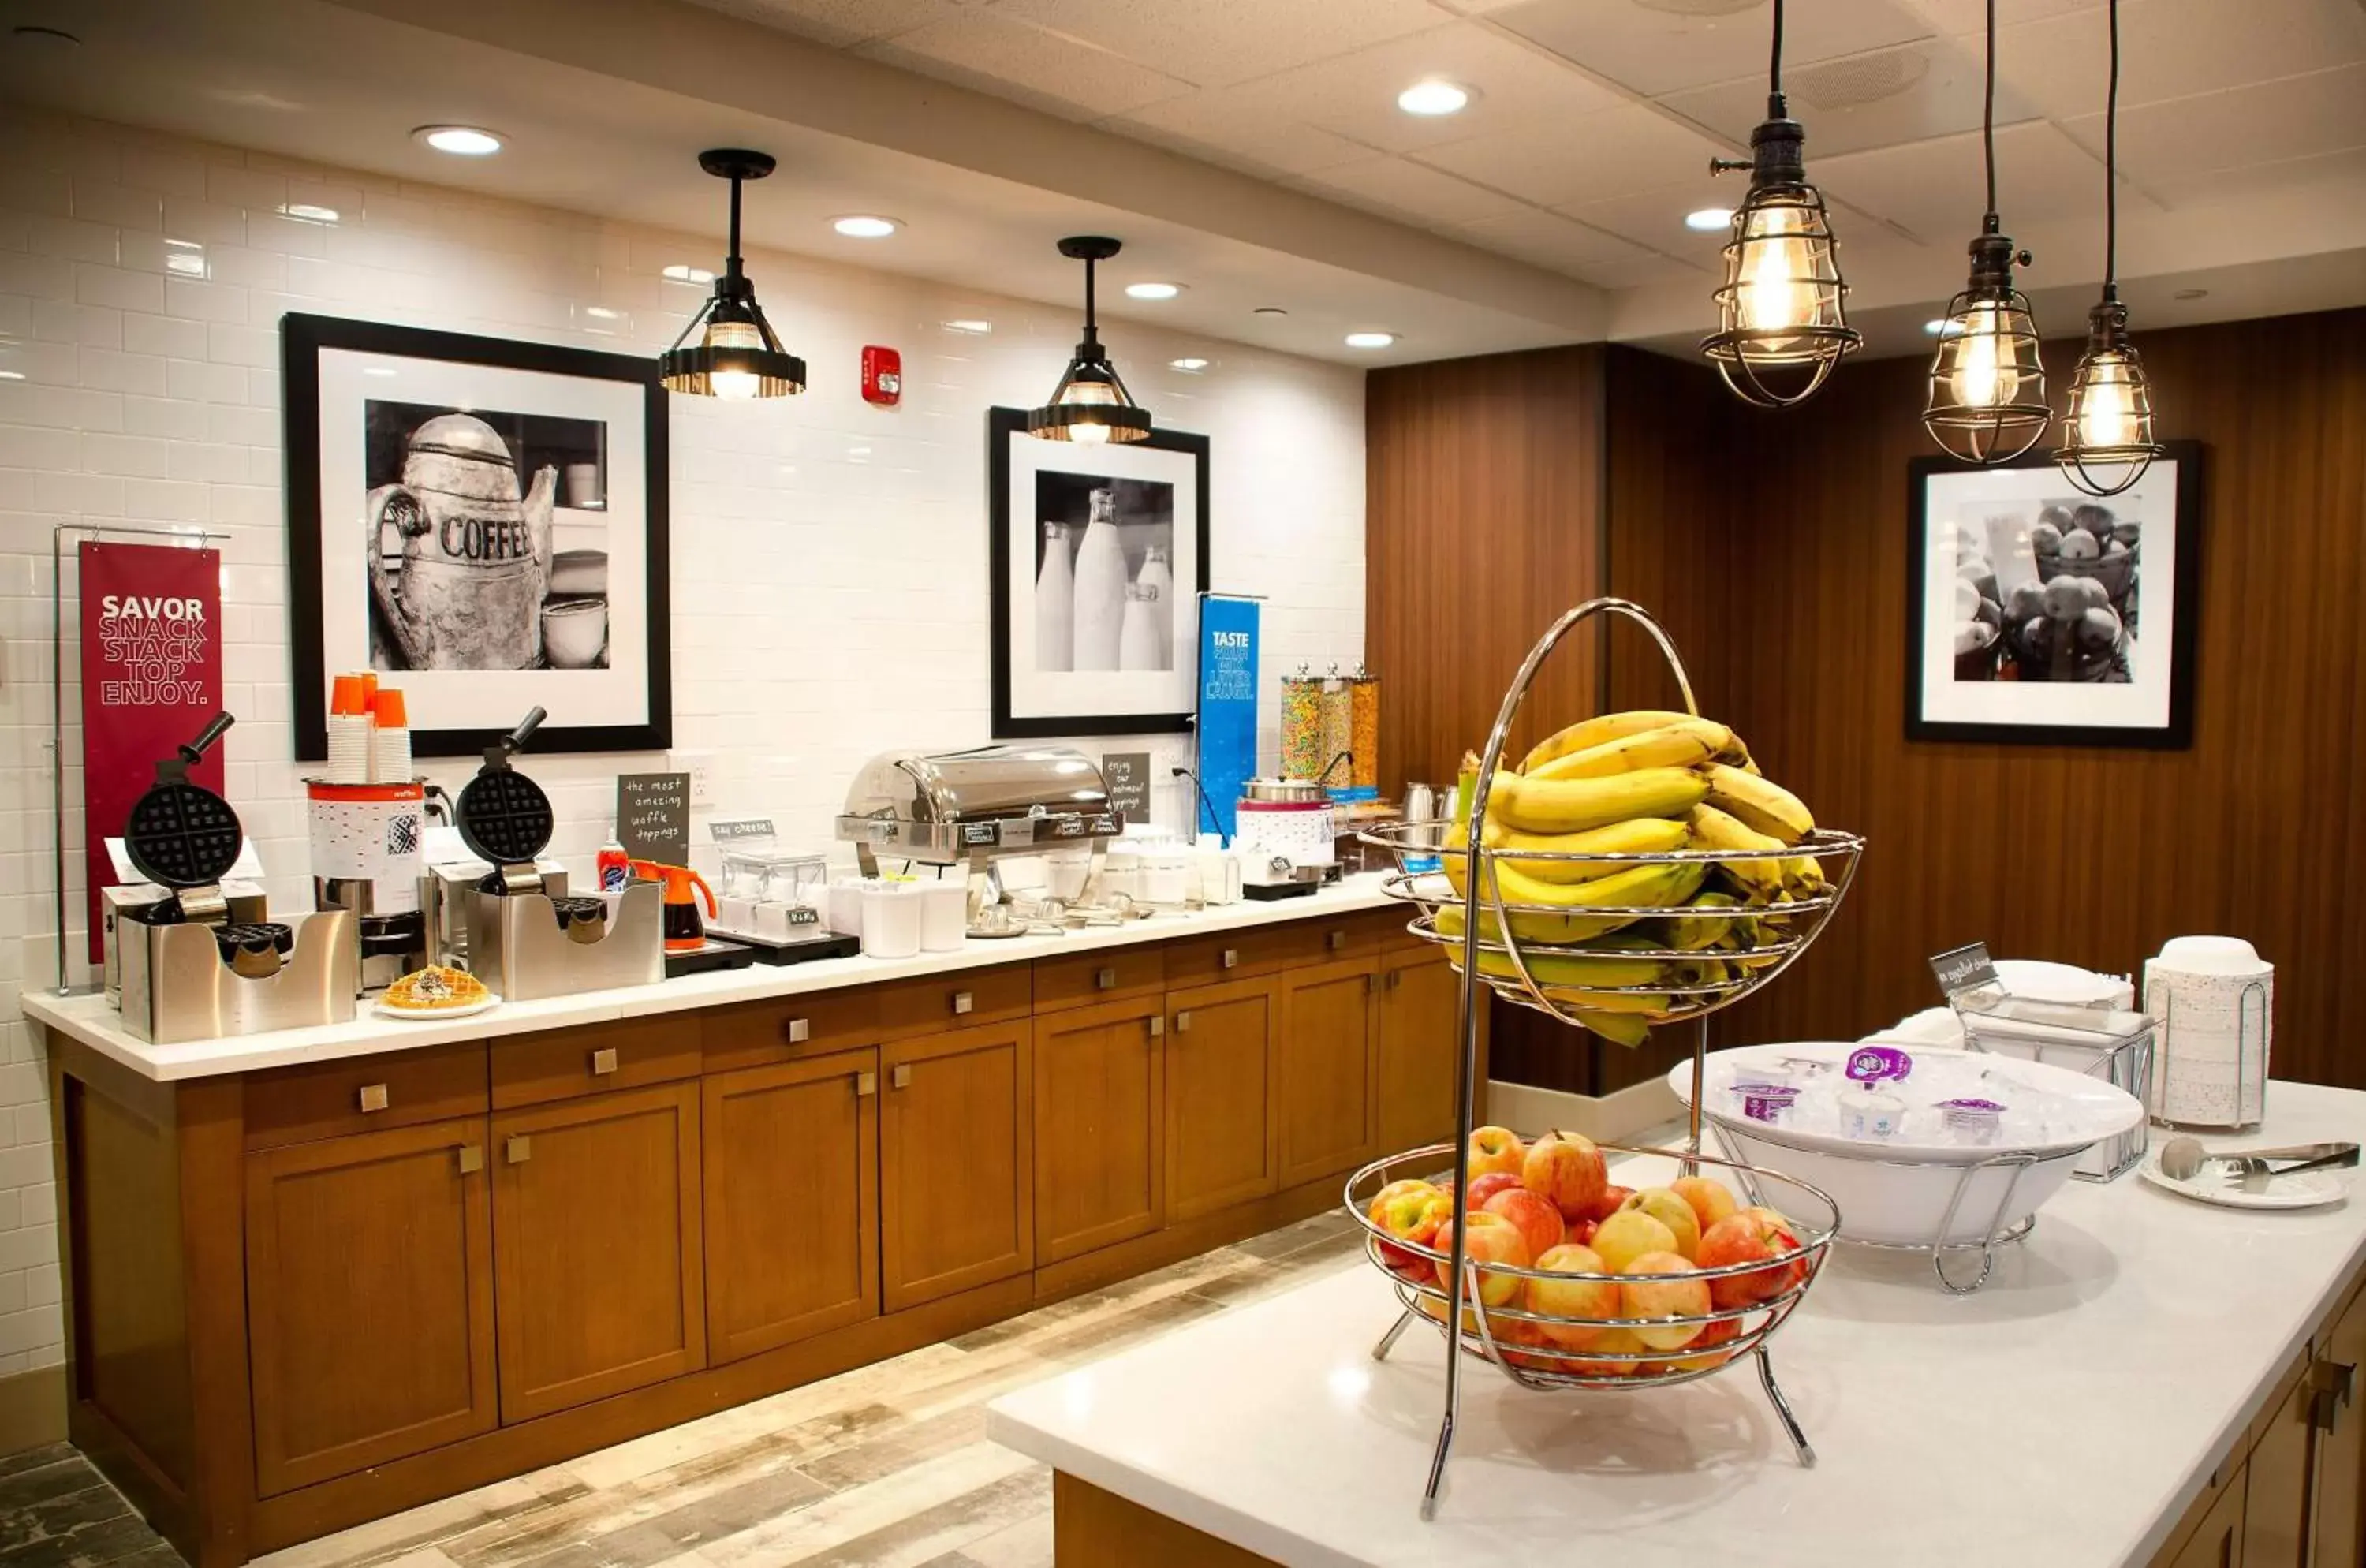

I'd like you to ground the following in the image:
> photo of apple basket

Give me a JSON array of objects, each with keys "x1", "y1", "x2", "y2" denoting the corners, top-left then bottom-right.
[{"x1": 1352, "y1": 597, "x2": 1864, "y2": 1518}]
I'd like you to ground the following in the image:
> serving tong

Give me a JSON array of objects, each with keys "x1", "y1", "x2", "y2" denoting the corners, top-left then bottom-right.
[{"x1": 2158, "y1": 1137, "x2": 2360, "y2": 1193}]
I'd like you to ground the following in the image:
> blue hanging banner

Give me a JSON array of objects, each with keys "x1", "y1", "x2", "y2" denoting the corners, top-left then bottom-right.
[{"x1": 1194, "y1": 594, "x2": 1259, "y2": 844}]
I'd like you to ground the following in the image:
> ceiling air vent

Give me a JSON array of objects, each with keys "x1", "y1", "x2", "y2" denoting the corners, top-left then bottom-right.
[
  {"x1": 1790, "y1": 45, "x2": 1932, "y2": 111},
  {"x1": 1629, "y1": 0, "x2": 1760, "y2": 17}
]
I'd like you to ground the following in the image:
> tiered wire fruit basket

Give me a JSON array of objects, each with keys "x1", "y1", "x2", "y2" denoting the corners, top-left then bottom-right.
[{"x1": 1350, "y1": 598, "x2": 1864, "y2": 1517}]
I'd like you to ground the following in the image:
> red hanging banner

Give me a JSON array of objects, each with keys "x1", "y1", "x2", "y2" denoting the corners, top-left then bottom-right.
[{"x1": 79, "y1": 541, "x2": 224, "y2": 961}]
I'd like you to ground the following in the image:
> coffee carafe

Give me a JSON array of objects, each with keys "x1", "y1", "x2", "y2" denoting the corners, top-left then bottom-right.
[{"x1": 368, "y1": 413, "x2": 556, "y2": 670}]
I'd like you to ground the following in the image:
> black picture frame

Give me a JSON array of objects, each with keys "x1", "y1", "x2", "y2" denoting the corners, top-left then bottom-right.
[
  {"x1": 282, "y1": 312, "x2": 671, "y2": 760},
  {"x1": 1905, "y1": 440, "x2": 2204, "y2": 749},
  {"x1": 987, "y1": 405, "x2": 1212, "y2": 738}
]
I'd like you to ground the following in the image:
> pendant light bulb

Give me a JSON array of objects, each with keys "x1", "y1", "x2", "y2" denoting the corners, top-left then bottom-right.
[
  {"x1": 1923, "y1": 0, "x2": 2047, "y2": 464},
  {"x1": 2051, "y1": 0, "x2": 2163, "y2": 496},
  {"x1": 1698, "y1": 0, "x2": 1860, "y2": 407},
  {"x1": 659, "y1": 150, "x2": 806, "y2": 401},
  {"x1": 1028, "y1": 237, "x2": 1153, "y2": 444}
]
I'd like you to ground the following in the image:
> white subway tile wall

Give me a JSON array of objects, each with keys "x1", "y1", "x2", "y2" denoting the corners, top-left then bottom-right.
[{"x1": 0, "y1": 108, "x2": 1368, "y2": 1368}]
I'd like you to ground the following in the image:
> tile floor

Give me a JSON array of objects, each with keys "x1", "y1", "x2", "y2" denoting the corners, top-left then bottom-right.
[{"x1": 0, "y1": 1208, "x2": 1368, "y2": 1568}]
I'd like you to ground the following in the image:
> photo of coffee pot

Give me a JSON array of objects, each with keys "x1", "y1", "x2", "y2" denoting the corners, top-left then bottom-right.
[{"x1": 368, "y1": 413, "x2": 556, "y2": 671}]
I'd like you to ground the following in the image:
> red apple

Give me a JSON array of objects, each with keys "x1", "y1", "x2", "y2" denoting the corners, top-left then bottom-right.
[
  {"x1": 1569, "y1": 1217, "x2": 1599, "y2": 1248},
  {"x1": 1620, "y1": 1251, "x2": 1711, "y2": 1351},
  {"x1": 1564, "y1": 1327, "x2": 1648, "y2": 1378},
  {"x1": 1667, "y1": 1313, "x2": 1745, "y2": 1372},
  {"x1": 1467, "y1": 1126, "x2": 1528, "y2": 1182},
  {"x1": 1464, "y1": 1171, "x2": 1522, "y2": 1211},
  {"x1": 1368, "y1": 1179, "x2": 1451, "y2": 1280},
  {"x1": 1433, "y1": 1210, "x2": 1531, "y2": 1307},
  {"x1": 1483, "y1": 1187, "x2": 1566, "y2": 1261},
  {"x1": 1522, "y1": 1130, "x2": 1608, "y2": 1220},
  {"x1": 1670, "y1": 1174, "x2": 1740, "y2": 1236},
  {"x1": 1524, "y1": 1242, "x2": 1621, "y2": 1349},
  {"x1": 1591, "y1": 1207, "x2": 1677, "y2": 1273},
  {"x1": 1620, "y1": 1187, "x2": 1703, "y2": 1262},
  {"x1": 1582, "y1": 1182, "x2": 1633, "y2": 1225},
  {"x1": 1697, "y1": 1211, "x2": 1804, "y2": 1309}
]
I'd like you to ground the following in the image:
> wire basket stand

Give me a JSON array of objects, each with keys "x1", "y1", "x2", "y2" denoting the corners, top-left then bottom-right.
[{"x1": 1355, "y1": 597, "x2": 1864, "y2": 1518}]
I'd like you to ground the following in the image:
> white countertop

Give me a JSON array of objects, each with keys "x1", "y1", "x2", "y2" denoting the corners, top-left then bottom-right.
[
  {"x1": 989, "y1": 1085, "x2": 2366, "y2": 1568},
  {"x1": 25, "y1": 875, "x2": 1398, "y2": 1081}
]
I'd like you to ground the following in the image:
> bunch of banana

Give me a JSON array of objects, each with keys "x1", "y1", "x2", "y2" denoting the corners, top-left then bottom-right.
[{"x1": 1440, "y1": 858, "x2": 1706, "y2": 943}]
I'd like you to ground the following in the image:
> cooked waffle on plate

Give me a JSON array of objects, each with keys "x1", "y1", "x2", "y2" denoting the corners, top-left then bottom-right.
[{"x1": 383, "y1": 965, "x2": 491, "y2": 1011}]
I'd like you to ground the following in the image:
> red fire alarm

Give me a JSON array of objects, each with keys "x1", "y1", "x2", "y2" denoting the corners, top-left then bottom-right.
[{"x1": 861, "y1": 345, "x2": 901, "y2": 407}]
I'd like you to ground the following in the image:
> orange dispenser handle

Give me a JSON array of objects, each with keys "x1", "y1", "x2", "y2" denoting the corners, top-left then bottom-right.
[{"x1": 627, "y1": 859, "x2": 717, "y2": 917}]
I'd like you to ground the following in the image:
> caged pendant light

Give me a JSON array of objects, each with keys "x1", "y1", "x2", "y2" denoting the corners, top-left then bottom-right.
[
  {"x1": 1699, "y1": 0, "x2": 1861, "y2": 408},
  {"x1": 1028, "y1": 237, "x2": 1152, "y2": 444},
  {"x1": 1924, "y1": 0, "x2": 2047, "y2": 463},
  {"x1": 2051, "y1": 0, "x2": 2165, "y2": 496},
  {"x1": 659, "y1": 150, "x2": 806, "y2": 401}
]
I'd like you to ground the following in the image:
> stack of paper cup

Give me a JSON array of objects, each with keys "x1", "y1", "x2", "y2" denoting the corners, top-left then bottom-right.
[
  {"x1": 371, "y1": 688, "x2": 412, "y2": 783},
  {"x1": 326, "y1": 673, "x2": 374, "y2": 785},
  {"x1": 2144, "y1": 936, "x2": 2273, "y2": 1129}
]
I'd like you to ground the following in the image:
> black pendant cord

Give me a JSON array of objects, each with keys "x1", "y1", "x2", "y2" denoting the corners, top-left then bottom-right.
[
  {"x1": 1981, "y1": 0, "x2": 1999, "y2": 228},
  {"x1": 2103, "y1": 0, "x2": 2120, "y2": 298},
  {"x1": 1081, "y1": 255, "x2": 1099, "y2": 344},
  {"x1": 726, "y1": 174, "x2": 745, "y2": 278},
  {"x1": 1768, "y1": 0, "x2": 1784, "y2": 103}
]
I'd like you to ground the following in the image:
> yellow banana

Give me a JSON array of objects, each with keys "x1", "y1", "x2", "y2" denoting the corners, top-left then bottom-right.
[
  {"x1": 1443, "y1": 860, "x2": 1706, "y2": 943},
  {"x1": 1688, "y1": 803, "x2": 1789, "y2": 895},
  {"x1": 1659, "y1": 890, "x2": 1741, "y2": 951},
  {"x1": 1520, "y1": 710, "x2": 1693, "y2": 775},
  {"x1": 1435, "y1": 901, "x2": 1616, "y2": 946},
  {"x1": 1532, "y1": 717, "x2": 1735, "y2": 782},
  {"x1": 1479, "y1": 816, "x2": 1690, "y2": 883},
  {"x1": 1544, "y1": 987, "x2": 1670, "y2": 1015},
  {"x1": 1461, "y1": 946, "x2": 1663, "y2": 990},
  {"x1": 1783, "y1": 856, "x2": 1829, "y2": 897},
  {"x1": 1573, "y1": 1010, "x2": 1653, "y2": 1048},
  {"x1": 1700, "y1": 763, "x2": 1815, "y2": 845},
  {"x1": 1491, "y1": 767, "x2": 1706, "y2": 836}
]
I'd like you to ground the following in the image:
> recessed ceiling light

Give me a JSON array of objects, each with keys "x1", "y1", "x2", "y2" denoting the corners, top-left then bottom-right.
[
  {"x1": 832, "y1": 215, "x2": 900, "y2": 238},
  {"x1": 278, "y1": 203, "x2": 340, "y2": 225},
  {"x1": 662, "y1": 263, "x2": 715, "y2": 284},
  {"x1": 1923, "y1": 319, "x2": 1948, "y2": 334},
  {"x1": 1253, "y1": 306, "x2": 1288, "y2": 317},
  {"x1": 1170, "y1": 357, "x2": 1210, "y2": 371},
  {"x1": 1125, "y1": 282, "x2": 1182, "y2": 301},
  {"x1": 0, "y1": 369, "x2": 24, "y2": 381},
  {"x1": 1685, "y1": 207, "x2": 1734, "y2": 232},
  {"x1": 582, "y1": 305, "x2": 622, "y2": 320},
  {"x1": 2173, "y1": 288, "x2": 2208, "y2": 301},
  {"x1": 943, "y1": 319, "x2": 993, "y2": 334},
  {"x1": 1396, "y1": 80, "x2": 1471, "y2": 117},
  {"x1": 1345, "y1": 331, "x2": 1397, "y2": 349},
  {"x1": 414, "y1": 125, "x2": 502, "y2": 156},
  {"x1": 361, "y1": 366, "x2": 398, "y2": 378}
]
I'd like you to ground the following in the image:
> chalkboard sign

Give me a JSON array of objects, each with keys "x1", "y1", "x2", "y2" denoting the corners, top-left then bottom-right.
[
  {"x1": 1929, "y1": 941, "x2": 1999, "y2": 998},
  {"x1": 617, "y1": 772, "x2": 691, "y2": 863},
  {"x1": 1102, "y1": 752, "x2": 1150, "y2": 824}
]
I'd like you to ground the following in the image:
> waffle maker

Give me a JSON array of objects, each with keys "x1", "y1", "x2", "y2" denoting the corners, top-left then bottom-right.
[
  {"x1": 113, "y1": 713, "x2": 359, "y2": 1043},
  {"x1": 454, "y1": 706, "x2": 665, "y2": 1002}
]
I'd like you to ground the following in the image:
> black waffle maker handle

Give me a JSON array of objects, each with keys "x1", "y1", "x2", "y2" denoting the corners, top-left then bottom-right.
[
  {"x1": 483, "y1": 706, "x2": 546, "y2": 770},
  {"x1": 157, "y1": 711, "x2": 234, "y2": 785}
]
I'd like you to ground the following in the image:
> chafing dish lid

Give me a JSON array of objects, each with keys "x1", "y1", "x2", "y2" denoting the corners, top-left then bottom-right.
[{"x1": 842, "y1": 746, "x2": 1111, "y2": 823}]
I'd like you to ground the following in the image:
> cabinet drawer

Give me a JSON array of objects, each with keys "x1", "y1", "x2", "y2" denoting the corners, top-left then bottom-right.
[
  {"x1": 1164, "y1": 932, "x2": 1282, "y2": 986},
  {"x1": 876, "y1": 965, "x2": 1031, "y2": 1038},
  {"x1": 1034, "y1": 946, "x2": 1166, "y2": 1013},
  {"x1": 702, "y1": 988, "x2": 881, "y2": 1074},
  {"x1": 491, "y1": 1017, "x2": 701, "y2": 1110},
  {"x1": 1263, "y1": 913, "x2": 1385, "y2": 968},
  {"x1": 245, "y1": 1041, "x2": 488, "y2": 1151}
]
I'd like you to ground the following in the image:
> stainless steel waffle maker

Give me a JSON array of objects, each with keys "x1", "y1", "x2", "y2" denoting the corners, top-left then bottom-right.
[
  {"x1": 453, "y1": 707, "x2": 663, "y2": 1001},
  {"x1": 113, "y1": 713, "x2": 358, "y2": 1043}
]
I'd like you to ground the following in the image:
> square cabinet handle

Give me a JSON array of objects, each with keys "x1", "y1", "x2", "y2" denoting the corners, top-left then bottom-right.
[
  {"x1": 1221, "y1": 948, "x2": 1238, "y2": 969},
  {"x1": 1327, "y1": 929, "x2": 1347, "y2": 951},
  {"x1": 1095, "y1": 966, "x2": 1118, "y2": 990},
  {"x1": 890, "y1": 1063, "x2": 914, "y2": 1089},
  {"x1": 951, "y1": 990, "x2": 974, "y2": 1015},
  {"x1": 456, "y1": 1145, "x2": 483, "y2": 1174},
  {"x1": 590, "y1": 1047, "x2": 619, "y2": 1076},
  {"x1": 1175, "y1": 1010, "x2": 1192, "y2": 1033},
  {"x1": 1148, "y1": 1015, "x2": 1164, "y2": 1037},
  {"x1": 855, "y1": 1071, "x2": 878, "y2": 1098},
  {"x1": 506, "y1": 1135, "x2": 532, "y2": 1164},
  {"x1": 356, "y1": 1083, "x2": 389, "y2": 1114},
  {"x1": 783, "y1": 1017, "x2": 812, "y2": 1044}
]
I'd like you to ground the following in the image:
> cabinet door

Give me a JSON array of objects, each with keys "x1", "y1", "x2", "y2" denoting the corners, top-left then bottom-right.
[
  {"x1": 1376, "y1": 951, "x2": 1463, "y2": 1153},
  {"x1": 1277, "y1": 959, "x2": 1380, "y2": 1190},
  {"x1": 491, "y1": 1081, "x2": 705, "y2": 1423},
  {"x1": 245, "y1": 1118, "x2": 494, "y2": 1495},
  {"x1": 2247, "y1": 1369, "x2": 2316, "y2": 1568},
  {"x1": 2172, "y1": 1473, "x2": 2248, "y2": 1568},
  {"x1": 881, "y1": 1021, "x2": 1032, "y2": 1312},
  {"x1": 1166, "y1": 976, "x2": 1281, "y2": 1222},
  {"x1": 1033, "y1": 999, "x2": 1163, "y2": 1265},
  {"x1": 2316, "y1": 1289, "x2": 2366, "y2": 1568},
  {"x1": 703, "y1": 1048, "x2": 879, "y2": 1366}
]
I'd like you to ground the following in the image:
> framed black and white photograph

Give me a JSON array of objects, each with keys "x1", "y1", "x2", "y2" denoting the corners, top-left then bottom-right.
[
  {"x1": 282, "y1": 313, "x2": 670, "y2": 758},
  {"x1": 1906, "y1": 442, "x2": 2203, "y2": 747},
  {"x1": 987, "y1": 406, "x2": 1210, "y2": 737}
]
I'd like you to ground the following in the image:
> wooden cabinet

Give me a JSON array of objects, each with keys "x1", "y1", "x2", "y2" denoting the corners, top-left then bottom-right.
[
  {"x1": 1375, "y1": 948, "x2": 1462, "y2": 1152},
  {"x1": 2316, "y1": 1288, "x2": 2366, "y2": 1568},
  {"x1": 1276, "y1": 958, "x2": 1380, "y2": 1189},
  {"x1": 2172, "y1": 1476, "x2": 2249, "y2": 1568},
  {"x1": 703, "y1": 1048, "x2": 879, "y2": 1365},
  {"x1": 1166, "y1": 976, "x2": 1281, "y2": 1221},
  {"x1": 244, "y1": 1118, "x2": 495, "y2": 1495},
  {"x1": 2247, "y1": 1365, "x2": 2316, "y2": 1568},
  {"x1": 1033, "y1": 1000, "x2": 1165, "y2": 1266},
  {"x1": 490, "y1": 1081, "x2": 705, "y2": 1423},
  {"x1": 880, "y1": 1021, "x2": 1033, "y2": 1312}
]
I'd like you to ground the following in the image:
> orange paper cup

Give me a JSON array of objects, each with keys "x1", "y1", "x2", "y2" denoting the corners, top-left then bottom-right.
[
  {"x1": 330, "y1": 673, "x2": 368, "y2": 716},
  {"x1": 373, "y1": 688, "x2": 407, "y2": 728}
]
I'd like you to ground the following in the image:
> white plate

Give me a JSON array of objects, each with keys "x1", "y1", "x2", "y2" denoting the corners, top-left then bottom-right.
[
  {"x1": 2137, "y1": 1150, "x2": 2348, "y2": 1211},
  {"x1": 375, "y1": 992, "x2": 502, "y2": 1021},
  {"x1": 1995, "y1": 959, "x2": 2135, "y2": 1010}
]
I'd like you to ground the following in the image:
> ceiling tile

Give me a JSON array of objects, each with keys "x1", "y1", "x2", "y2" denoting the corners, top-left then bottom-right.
[
  {"x1": 1658, "y1": 36, "x2": 2028, "y2": 157},
  {"x1": 1443, "y1": 207, "x2": 1662, "y2": 278},
  {"x1": 986, "y1": 0, "x2": 1442, "y2": 88},
  {"x1": 685, "y1": 0, "x2": 972, "y2": 50},
  {"x1": 1294, "y1": 155, "x2": 1535, "y2": 228},
  {"x1": 1414, "y1": 103, "x2": 1729, "y2": 207},
  {"x1": 2140, "y1": 146, "x2": 2366, "y2": 207},
  {"x1": 1991, "y1": 0, "x2": 2366, "y2": 121},
  {"x1": 1815, "y1": 118, "x2": 2155, "y2": 245},
  {"x1": 1252, "y1": 21, "x2": 1629, "y2": 154},
  {"x1": 1580, "y1": 253, "x2": 1715, "y2": 290},
  {"x1": 856, "y1": 12, "x2": 1196, "y2": 120},
  {"x1": 1487, "y1": 0, "x2": 1935, "y2": 98},
  {"x1": 1103, "y1": 98, "x2": 1376, "y2": 178},
  {"x1": 1557, "y1": 184, "x2": 1737, "y2": 257},
  {"x1": 1899, "y1": 0, "x2": 2098, "y2": 30},
  {"x1": 2068, "y1": 62, "x2": 2366, "y2": 182}
]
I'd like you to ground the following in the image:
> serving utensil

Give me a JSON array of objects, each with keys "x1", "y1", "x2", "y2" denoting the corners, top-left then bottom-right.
[{"x1": 2157, "y1": 1136, "x2": 2357, "y2": 1188}]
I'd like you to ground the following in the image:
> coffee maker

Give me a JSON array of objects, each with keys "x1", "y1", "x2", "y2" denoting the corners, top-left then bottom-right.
[{"x1": 309, "y1": 778, "x2": 431, "y2": 993}]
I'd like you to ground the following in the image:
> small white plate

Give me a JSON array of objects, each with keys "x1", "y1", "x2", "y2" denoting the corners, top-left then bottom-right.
[
  {"x1": 375, "y1": 992, "x2": 502, "y2": 1022},
  {"x1": 2137, "y1": 1149, "x2": 2348, "y2": 1211}
]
